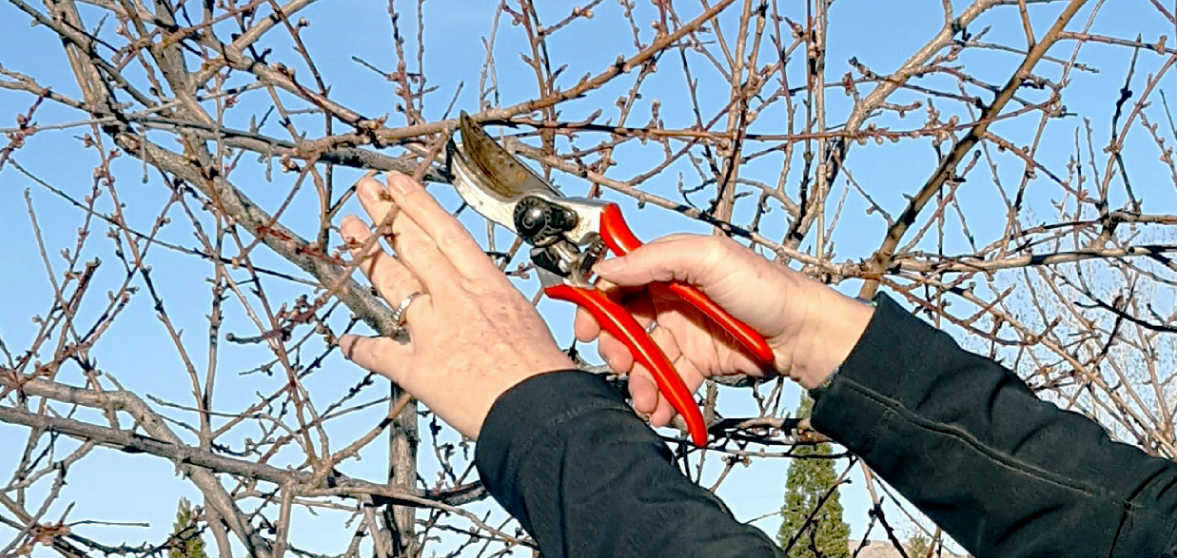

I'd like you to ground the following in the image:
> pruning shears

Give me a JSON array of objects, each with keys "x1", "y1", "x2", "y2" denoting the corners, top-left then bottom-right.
[{"x1": 446, "y1": 112, "x2": 774, "y2": 446}]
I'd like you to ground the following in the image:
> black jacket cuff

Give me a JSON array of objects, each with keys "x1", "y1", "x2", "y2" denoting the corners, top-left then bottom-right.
[
  {"x1": 474, "y1": 370, "x2": 629, "y2": 534},
  {"x1": 808, "y1": 293, "x2": 917, "y2": 455},
  {"x1": 809, "y1": 293, "x2": 1177, "y2": 556},
  {"x1": 474, "y1": 370, "x2": 782, "y2": 557}
]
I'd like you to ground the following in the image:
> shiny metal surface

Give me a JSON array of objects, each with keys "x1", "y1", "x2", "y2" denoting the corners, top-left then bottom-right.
[
  {"x1": 458, "y1": 112, "x2": 557, "y2": 200},
  {"x1": 448, "y1": 113, "x2": 607, "y2": 247}
]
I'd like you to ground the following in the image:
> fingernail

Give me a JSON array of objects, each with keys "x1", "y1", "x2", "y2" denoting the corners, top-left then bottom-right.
[
  {"x1": 355, "y1": 177, "x2": 378, "y2": 202},
  {"x1": 386, "y1": 170, "x2": 409, "y2": 193},
  {"x1": 339, "y1": 217, "x2": 359, "y2": 242},
  {"x1": 355, "y1": 170, "x2": 376, "y2": 184},
  {"x1": 338, "y1": 334, "x2": 356, "y2": 357},
  {"x1": 355, "y1": 171, "x2": 378, "y2": 190},
  {"x1": 387, "y1": 172, "x2": 413, "y2": 194}
]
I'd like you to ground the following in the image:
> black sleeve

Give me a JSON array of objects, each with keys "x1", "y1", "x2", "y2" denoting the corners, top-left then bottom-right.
[
  {"x1": 475, "y1": 370, "x2": 782, "y2": 558},
  {"x1": 810, "y1": 294, "x2": 1177, "y2": 557}
]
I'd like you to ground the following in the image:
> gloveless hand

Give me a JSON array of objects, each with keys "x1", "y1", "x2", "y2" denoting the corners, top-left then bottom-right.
[
  {"x1": 575, "y1": 234, "x2": 874, "y2": 427},
  {"x1": 339, "y1": 172, "x2": 573, "y2": 439}
]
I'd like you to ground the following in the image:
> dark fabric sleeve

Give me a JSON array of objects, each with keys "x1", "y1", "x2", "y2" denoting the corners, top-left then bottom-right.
[
  {"x1": 811, "y1": 293, "x2": 1177, "y2": 557},
  {"x1": 475, "y1": 370, "x2": 782, "y2": 558}
]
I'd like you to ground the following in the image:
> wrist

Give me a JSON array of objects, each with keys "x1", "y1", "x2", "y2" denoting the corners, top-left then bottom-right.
[
  {"x1": 790, "y1": 290, "x2": 874, "y2": 389},
  {"x1": 466, "y1": 352, "x2": 576, "y2": 440}
]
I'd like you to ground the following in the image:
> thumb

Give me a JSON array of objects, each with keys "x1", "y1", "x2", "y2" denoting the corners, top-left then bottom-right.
[
  {"x1": 339, "y1": 334, "x2": 413, "y2": 382},
  {"x1": 593, "y1": 234, "x2": 715, "y2": 287}
]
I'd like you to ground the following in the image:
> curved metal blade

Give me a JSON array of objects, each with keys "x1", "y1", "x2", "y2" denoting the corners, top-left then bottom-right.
[
  {"x1": 447, "y1": 139, "x2": 519, "y2": 232},
  {"x1": 458, "y1": 112, "x2": 559, "y2": 199}
]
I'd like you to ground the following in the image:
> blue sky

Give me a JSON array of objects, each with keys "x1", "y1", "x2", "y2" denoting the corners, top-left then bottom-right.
[{"x1": 1, "y1": 0, "x2": 1174, "y2": 555}]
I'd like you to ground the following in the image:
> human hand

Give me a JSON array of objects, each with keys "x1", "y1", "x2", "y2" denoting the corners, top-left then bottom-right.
[
  {"x1": 338, "y1": 172, "x2": 574, "y2": 439},
  {"x1": 574, "y1": 234, "x2": 873, "y2": 427}
]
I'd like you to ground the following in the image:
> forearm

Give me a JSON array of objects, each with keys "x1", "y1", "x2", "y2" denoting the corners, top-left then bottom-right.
[
  {"x1": 811, "y1": 294, "x2": 1177, "y2": 557},
  {"x1": 475, "y1": 371, "x2": 782, "y2": 558}
]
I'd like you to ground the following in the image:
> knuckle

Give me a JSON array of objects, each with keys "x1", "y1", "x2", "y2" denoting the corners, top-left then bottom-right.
[
  {"x1": 436, "y1": 226, "x2": 472, "y2": 252},
  {"x1": 687, "y1": 240, "x2": 720, "y2": 274},
  {"x1": 390, "y1": 218, "x2": 410, "y2": 238},
  {"x1": 405, "y1": 294, "x2": 430, "y2": 321},
  {"x1": 458, "y1": 276, "x2": 496, "y2": 297},
  {"x1": 661, "y1": 232, "x2": 698, "y2": 244},
  {"x1": 403, "y1": 186, "x2": 433, "y2": 207},
  {"x1": 701, "y1": 236, "x2": 732, "y2": 265},
  {"x1": 356, "y1": 342, "x2": 380, "y2": 367},
  {"x1": 402, "y1": 187, "x2": 424, "y2": 203},
  {"x1": 701, "y1": 235, "x2": 725, "y2": 256}
]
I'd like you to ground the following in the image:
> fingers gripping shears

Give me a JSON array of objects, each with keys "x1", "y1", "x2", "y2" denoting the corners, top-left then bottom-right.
[{"x1": 446, "y1": 113, "x2": 773, "y2": 446}]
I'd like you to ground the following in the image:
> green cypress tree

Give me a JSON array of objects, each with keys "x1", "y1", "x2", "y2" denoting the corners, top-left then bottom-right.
[
  {"x1": 905, "y1": 532, "x2": 931, "y2": 557},
  {"x1": 168, "y1": 498, "x2": 208, "y2": 558},
  {"x1": 777, "y1": 395, "x2": 850, "y2": 557}
]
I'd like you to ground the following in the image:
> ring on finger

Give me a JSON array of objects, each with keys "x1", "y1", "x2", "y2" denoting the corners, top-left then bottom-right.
[
  {"x1": 391, "y1": 291, "x2": 424, "y2": 328},
  {"x1": 645, "y1": 321, "x2": 658, "y2": 334}
]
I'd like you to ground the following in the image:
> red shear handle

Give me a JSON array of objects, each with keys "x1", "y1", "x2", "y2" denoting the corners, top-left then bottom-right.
[
  {"x1": 545, "y1": 284, "x2": 708, "y2": 446},
  {"x1": 598, "y1": 203, "x2": 776, "y2": 367}
]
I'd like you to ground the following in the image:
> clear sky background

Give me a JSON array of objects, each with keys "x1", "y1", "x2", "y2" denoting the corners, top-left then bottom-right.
[{"x1": 0, "y1": 0, "x2": 1173, "y2": 555}]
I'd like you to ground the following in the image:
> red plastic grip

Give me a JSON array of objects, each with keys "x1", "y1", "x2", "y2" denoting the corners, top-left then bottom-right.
[
  {"x1": 598, "y1": 204, "x2": 776, "y2": 367},
  {"x1": 545, "y1": 284, "x2": 708, "y2": 446},
  {"x1": 599, "y1": 203, "x2": 643, "y2": 254}
]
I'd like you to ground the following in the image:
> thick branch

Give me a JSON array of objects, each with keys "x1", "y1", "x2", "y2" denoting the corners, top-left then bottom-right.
[{"x1": 859, "y1": 0, "x2": 1088, "y2": 297}]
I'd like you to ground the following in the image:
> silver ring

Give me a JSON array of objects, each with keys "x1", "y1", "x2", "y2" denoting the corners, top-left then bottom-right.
[
  {"x1": 645, "y1": 321, "x2": 658, "y2": 334},
  {"x1": 390, "y1": 291, "x2": 424, "y2": 328}
]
